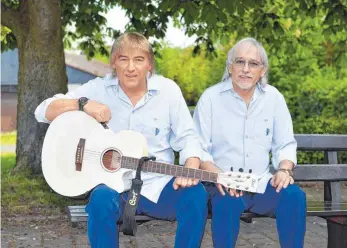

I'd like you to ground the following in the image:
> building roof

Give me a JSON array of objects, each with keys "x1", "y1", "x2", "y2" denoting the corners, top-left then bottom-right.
[
  {"x1": 1, "y1": 49, "x2": 112, "y2": 84},
  {"x1": 65, "y1": 51, "x2": 112, "y2": 77}
]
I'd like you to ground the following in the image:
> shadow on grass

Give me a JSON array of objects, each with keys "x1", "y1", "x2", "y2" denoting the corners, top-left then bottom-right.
[{"x1": 1, "y1": 153, "x2": 88, "y2": 217}]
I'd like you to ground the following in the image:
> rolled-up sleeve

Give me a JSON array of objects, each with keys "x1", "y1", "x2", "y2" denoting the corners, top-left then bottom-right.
[
  {"x1": 271, "y1": 93, "x2": 297, "y2": 169},
  {"x1": 34, "y1": 79, "x2": 98, "y2": 124},
  {"x1": 35, "y1": 94, "x2": 71, "y2": 123},
  {"x1": 193, "y1": 92, "x2": 215, "y2": 163},
  {"x1": 169, "y1": 85, "x2": 202, "y2": 165}
]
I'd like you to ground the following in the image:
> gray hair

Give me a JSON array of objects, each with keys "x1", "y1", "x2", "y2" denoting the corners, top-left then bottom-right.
[
  {"x1": 109, "y1": 32, "x2": 155, "y2": 78},
  {"x1": 221, "y1": 37, "x2": 269, "y2": 86}
]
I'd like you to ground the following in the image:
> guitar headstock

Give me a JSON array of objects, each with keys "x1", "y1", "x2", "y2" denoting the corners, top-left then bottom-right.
[{"x1": 217, "y1": 171, "x2": 259, "y2": 193}]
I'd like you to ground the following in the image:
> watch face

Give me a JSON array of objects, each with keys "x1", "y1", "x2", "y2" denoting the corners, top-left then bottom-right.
[
  {"x1": 78, "y1": 97, "x2": 88, "y2": 110},
  {"x1": 79, "y1": 97, "x2": 88, "y2": 104}
]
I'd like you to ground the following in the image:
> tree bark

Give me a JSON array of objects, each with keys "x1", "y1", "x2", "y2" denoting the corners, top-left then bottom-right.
[{"x1": 15, "y1": 0, "x2": 68, "y2": 173}]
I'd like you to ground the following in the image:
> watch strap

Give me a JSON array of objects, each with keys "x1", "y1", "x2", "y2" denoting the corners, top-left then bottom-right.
[{"x1": 277, "y1": 168, "x2": 294, "y2": 177}]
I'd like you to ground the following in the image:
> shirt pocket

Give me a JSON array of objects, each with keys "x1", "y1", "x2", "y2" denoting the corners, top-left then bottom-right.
[
  {"x1": 252, "y1": 117, "x2": 273, "y2": 150},
  {"x1": 137, "y1": 116, "x2": 171, "y2": 146}
]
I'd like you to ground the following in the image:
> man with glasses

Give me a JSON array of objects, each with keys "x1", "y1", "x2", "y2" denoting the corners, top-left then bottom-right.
[{"x1": 194, "y1": 38, "x2": 306, "y2": 248}]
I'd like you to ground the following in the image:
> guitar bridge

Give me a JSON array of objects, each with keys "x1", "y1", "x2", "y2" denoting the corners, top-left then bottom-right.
[{"x1": 75, "y1": 138, "x2": 86, "y2": 171}]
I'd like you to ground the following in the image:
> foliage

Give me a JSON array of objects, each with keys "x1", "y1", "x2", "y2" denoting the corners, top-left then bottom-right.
[
  {"x1": 155, "y1": 45, "x2": 226, "y2": 105},
  {"x1": 1, "y1": 153, "x2": 87, "y2": 215},
  {"x1": 280, "y1": 68, "x2": 347, "y2": 164},
  {"x1": 153, "y1": 45, "x2": 347, "y2": 164},
  {"x1": 1, "y1": 0, "x2": 346, "y2": 172},
  {"x1": 2, "y1": 0, "x2": 346, "y2": 63}
]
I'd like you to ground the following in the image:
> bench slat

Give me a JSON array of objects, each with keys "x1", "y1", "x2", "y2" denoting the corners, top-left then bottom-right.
[
  {"x1": 67, "y1": 202, "x2": 347, "y2": 224},
  {"x1": 293, "y1": 164, "x2": 347, "y2": 181},
  {"x1": 295, "y1": 134, "x2": 347, "y2": 151}
]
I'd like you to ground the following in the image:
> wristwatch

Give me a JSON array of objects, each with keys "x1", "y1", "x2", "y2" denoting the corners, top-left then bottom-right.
[
  {"x1": 78, "y1": 97, "x2": 89, "y2": 111},
  {"x1": 277, "y1": 168, "x2": 294, "y2": 177}
]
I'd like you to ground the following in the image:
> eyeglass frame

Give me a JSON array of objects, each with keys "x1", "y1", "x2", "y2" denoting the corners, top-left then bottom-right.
[{"x1": 232, "y1": 58, "x2": 264, "y2": 69}]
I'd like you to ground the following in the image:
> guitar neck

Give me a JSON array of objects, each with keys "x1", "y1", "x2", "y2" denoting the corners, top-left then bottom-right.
[{"x1": 121, "y1": 156, "x2": 218, "y2": 183}]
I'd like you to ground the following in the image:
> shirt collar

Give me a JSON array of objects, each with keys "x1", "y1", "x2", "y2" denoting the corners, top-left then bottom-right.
[
  {"x1": 104, "y1": 73, "x2": 119, "y2": 87},
  {"x1": 257, "y1": 82, "x2": 268, "y2": 92},
  {"x1": 147, "y1": 75, "x2": 161, "y2": 94},
  {"x1": 220, "y1": 78, "x2": 234, "y2": 93}
]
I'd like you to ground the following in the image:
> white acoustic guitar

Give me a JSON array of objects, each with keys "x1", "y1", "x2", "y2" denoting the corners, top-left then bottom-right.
[{"x1": 41, "y1": 111, "x2": 259, "y2": 197}]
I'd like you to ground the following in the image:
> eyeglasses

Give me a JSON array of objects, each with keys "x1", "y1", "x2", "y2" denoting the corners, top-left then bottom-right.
[{"x1": 233, "y1": 59, "x2": 263, "y2": 69}]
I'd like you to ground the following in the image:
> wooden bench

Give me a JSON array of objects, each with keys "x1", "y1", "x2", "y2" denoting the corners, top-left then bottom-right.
[{"x1": 67, "y1": 134, "x2": 347, "y2": 248}]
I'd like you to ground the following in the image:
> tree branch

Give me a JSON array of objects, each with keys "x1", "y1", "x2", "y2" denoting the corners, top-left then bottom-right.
[{"x1": 1, "y1": 3, "x2": 21, "y2": 36}]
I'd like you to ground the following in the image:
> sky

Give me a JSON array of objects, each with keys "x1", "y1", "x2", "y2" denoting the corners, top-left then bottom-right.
[{"x1": 103, "y1": 6, "x2": 197, "y2": 48}]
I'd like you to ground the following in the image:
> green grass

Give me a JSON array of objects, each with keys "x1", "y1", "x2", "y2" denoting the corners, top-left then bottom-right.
[
  {"x1": 1, "y1": 132, "x2": 16, "y2": 145},
  {"x1": 1, "y1": 153, "x2": 87, "y2": 216}
]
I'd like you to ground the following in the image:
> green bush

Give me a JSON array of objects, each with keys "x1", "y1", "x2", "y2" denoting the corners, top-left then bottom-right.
[
  {"x1": 273, "y1": 68, "x2": 347, "y2": 164},
  {"x1": 155, "y1": 46, "x2": 226, "y2": 106}
]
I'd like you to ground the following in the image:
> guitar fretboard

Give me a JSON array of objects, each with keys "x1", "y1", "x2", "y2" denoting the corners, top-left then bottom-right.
[{"x1": 121, "y1": 156, "x2": 218, "y2": 183}]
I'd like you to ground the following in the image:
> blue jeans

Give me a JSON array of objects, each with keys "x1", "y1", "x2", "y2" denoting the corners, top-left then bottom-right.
[
  {"x1": 205, "y1": 180, "x2": 306, "y2": 248},
  {"x1": 86, "y1": 178, "x2": 208, "y2": 248}
]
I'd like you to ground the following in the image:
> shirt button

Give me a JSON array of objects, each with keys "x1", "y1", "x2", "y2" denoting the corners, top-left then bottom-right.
[
  {"x1": 245, "y1": 135, "x2": 248, "y2": 139},
  {"x1": 246, "y1": 154, "x2": 249, "y2": 158}
]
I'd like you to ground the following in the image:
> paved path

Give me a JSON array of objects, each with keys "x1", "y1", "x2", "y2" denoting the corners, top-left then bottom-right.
[
  {"x1": 1, "y1": 215, "x2": 328, "y2": 248},
  {"x1": 3, "y1": 186, "x2": 344, "y2": 248},
  {"x1": 1, "y1": 144, "x2": 15, "y2": 153}
]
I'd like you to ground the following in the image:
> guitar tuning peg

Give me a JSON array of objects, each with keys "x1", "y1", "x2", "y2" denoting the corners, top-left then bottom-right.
[
  {"x1": 249, "y1": 169, "x2": 252, "y2": 173},
  {"x1": 239, "y1": 168, "x2": 243, "y2": 172},
  {"x1": 230, "y1": 167, "x2": 233, "y2": 171}
]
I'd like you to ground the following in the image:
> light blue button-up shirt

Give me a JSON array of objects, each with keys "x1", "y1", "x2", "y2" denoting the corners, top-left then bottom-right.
[
  {"x1": 35, "y1": 74, "x2": 202, "y2": 202},
  {"x1": 193, "y1": 79, "x2": 297, "y2": 193}
]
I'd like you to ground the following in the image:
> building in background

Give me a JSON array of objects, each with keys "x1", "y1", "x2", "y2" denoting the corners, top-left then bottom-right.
[{"x1": 1, "y1": 49, "x2": 111, "y2": 132}]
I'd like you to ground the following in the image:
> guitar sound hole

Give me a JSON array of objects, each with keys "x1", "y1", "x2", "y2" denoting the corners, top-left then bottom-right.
[{"x1": 102, "y1": 149, "x2": 122, "y2": 172}]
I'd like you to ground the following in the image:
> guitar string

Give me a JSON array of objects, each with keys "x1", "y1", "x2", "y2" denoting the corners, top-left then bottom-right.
[
  {"x1": 81, "y1": 154, "x2": 220, "y2": 182},
  {"x1": 81, "y1": 151, "x2": 280, "y2": 186},
  {"x1": 83, "y1": 152, "x2": 251, "y2": 179},
  {"x1": 83, "y1": 151, "x2": 345, "y2": 183},
  {"x1": 71, "y1": 152, "x2": 347, "y2": 198}
]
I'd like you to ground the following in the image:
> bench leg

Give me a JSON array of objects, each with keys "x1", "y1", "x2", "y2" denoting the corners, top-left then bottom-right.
[
  {"x1": 327, "y1": 219, "x2": 347, "y2": 248},
  {"x1": 240, "y1": 217, "x2": 252, "y2": 223}
]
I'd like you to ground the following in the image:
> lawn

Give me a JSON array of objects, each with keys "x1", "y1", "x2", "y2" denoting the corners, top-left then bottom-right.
[
  {"x1": 1, "y1": 153, "x2": 87, "y2": 216},
  {"x1": 1, "y1": 132, "x2": 16, "y2": 145}
]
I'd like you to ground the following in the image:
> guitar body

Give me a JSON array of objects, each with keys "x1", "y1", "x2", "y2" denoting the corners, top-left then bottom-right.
[{"x1": 42, "y1": 111, "x2": 148, "y2": 197}]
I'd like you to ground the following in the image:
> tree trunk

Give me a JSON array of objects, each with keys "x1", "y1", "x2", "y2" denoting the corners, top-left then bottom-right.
[{"x1": 15, "y1": 0, "x2": 68, "y2": 173}]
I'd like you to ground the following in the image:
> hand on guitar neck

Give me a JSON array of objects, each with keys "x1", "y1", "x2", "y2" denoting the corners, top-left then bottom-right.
[
  {"x1": 201, "y1": 161, "x2": 243, "y2": 197},
  {"x1": 173, "y1": 157, "x2": 200, "y2": 190}
]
